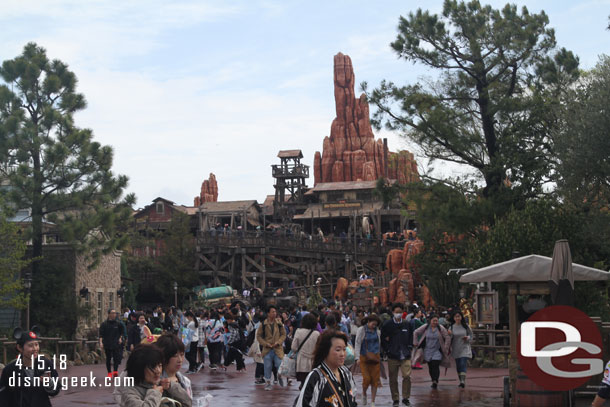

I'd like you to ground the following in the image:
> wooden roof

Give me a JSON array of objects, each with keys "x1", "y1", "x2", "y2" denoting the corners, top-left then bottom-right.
[
  {"x1": 306, "y1": 180, "x2": 395, "y2": 194},
  {"x1": 198, "y1": 200, "x2": 260, "y2": 213},
  {"x1": 277, "y1": 150, "x2": 303, "y2": 159}
]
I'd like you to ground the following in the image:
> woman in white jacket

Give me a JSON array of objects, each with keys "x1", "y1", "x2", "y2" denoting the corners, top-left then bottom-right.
[
  {"x1": 291, "y1": 313, "x2": 321, "y2": 389},
  {"x1": 354, "y1": 314, "x2": 382, "y2": 407}
]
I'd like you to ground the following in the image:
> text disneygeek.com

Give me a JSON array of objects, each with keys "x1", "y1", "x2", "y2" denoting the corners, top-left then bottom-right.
[{"x1": 8, "y1": 372, "x2": 134, "y2": 391}]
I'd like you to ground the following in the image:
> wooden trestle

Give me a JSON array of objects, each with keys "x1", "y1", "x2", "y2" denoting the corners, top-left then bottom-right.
[{"x1": 195, "y1": 232, "x2": 392, "y2": 293}]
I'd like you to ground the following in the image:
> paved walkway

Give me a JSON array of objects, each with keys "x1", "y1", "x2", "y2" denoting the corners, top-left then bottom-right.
[{"x1": 53, "y1": 360, "x2": 509, "y2": 406}]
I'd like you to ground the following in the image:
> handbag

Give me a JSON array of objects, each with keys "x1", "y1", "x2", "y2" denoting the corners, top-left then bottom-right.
[
  {"x1": 364, "y1": 333, "x2": 380, "y2": 364},
  {"x1": 280, "y1": 329, "x2": 314, "y2": 377},
  {"x1": 279, "y1": 352, "x2": 297, "y2": 378}
]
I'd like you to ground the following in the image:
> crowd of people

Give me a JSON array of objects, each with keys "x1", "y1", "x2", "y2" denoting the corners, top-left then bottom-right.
[
  {"x1": 93, "y1": 299, "x2": 480, "y2": 407},
  {"x1": 5, "y1": 301, "x2": 610, "y2": 406}
]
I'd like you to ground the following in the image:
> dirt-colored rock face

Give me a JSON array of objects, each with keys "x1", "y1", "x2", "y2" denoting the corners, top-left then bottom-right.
[
  {"x1": 313, "y1": 53, "x2": 420, "y2": 184},
  {"x1": 194, "y1": 173, "x2": 218, "y2": 206}
]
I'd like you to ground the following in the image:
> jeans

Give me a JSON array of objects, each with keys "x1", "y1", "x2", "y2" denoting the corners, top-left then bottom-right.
[
  {"x1": 455, "y1": 357, "x2": 468, "y2": 374},
  {"x1": 263, "y1": 350, "x2": 282, "y2": 381}
]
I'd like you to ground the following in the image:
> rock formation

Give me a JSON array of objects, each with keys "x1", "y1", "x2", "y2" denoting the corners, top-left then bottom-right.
[
  {"x1": 313, "y1": 53, "x2": 420, "y2": 185},
  {"x1": 194, "y1": 173, "x2": 218, "y2": 206}
]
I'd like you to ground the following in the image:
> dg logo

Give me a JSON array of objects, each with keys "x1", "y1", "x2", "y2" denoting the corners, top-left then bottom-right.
[{"x1": 518, "y1": 305, "x2": 604, "y2": 390}]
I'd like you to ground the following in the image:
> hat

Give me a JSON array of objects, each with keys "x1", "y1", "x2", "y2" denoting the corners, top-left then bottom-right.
[
  {"x1": 13, "y1": 326, "x2": 41, "y2": 346},
  {"x1": 362, "y1": 314, "x2": 382, "y2": 325}
]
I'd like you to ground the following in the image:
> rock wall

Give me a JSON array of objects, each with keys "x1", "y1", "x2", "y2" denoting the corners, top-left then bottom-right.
[
  {"x1": 194, "y1": 173, "x2": 219, "y2": 206},
  {"x1": 313, "y1": 53, "x2": 419, "y2": 185}
]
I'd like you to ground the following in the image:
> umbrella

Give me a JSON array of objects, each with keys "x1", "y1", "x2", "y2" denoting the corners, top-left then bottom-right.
[
  {"x1": 549, "y1": 239, "x2": 574, "y2": 306},
  {"x1": 459, "y1": 254, "x2": 609, "y2": 283}
]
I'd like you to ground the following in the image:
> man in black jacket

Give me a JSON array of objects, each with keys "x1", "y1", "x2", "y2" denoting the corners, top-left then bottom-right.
[
  {"x1": 0, "y1": 326, "x2": 60, "y2": 407},
  {"x1": 381, "y1": 303, "x2": 413, "y2": 407},
  {"x1": 98, "y1": 309, "x2": 126, "y2": 378}
]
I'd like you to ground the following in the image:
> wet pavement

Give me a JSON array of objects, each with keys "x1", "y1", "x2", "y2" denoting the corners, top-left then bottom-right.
[{"x1": 52, "y1": 360, "x2": 510, "y2": 406}]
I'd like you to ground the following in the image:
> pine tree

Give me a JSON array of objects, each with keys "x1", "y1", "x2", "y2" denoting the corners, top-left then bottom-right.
[{"x1": 0, "y1": 43, "x2": 135, "y2": 275}]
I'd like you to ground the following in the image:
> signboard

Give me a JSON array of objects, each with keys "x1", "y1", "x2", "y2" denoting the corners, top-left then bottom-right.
[
  {"x1": 322, "y1": 202, "x2": 362, "y2": 210},
  {"x1": 475, "y1": 291, "x2": 499, "y2": 325}
]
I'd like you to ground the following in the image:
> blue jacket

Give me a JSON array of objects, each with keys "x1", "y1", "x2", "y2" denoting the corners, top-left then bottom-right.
[{"x1": 381, "y1": 318, "x2": 413, "y2": 360}]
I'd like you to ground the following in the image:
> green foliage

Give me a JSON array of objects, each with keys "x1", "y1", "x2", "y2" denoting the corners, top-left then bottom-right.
[
  {"x1": 307, "y1": 287, "x2": 323, "y2": 310},
  {"x1": 366, "y1": 0, "x2": 579, "y2": 205},
  {"x1": 0, "y1": 209, "x2": 30, "y2": 309},
  {"x1": 155, "y1": 213, "x2": 199, "y2": 305},
  {"x1": 29, "y1": 260, "x2": 89, "y2": 338},
  {"x1": 120, "y1": 256, "x2": 138, "y2": 309},
  {"x1": 554, "y1": 55, "x2": 610, "y2": 210},
  {"x1": 373, "y1": 177, "x2": 400, "y2": 208},
  {"x1": 0, "y1": 42, "x2": 135, "y2": 273},
  {"x1": 127, "y1": 213, "x2": 198, "y2": 306}
]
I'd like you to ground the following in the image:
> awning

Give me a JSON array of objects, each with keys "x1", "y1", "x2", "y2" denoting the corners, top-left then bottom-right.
[
  {"x1": 459, "y1": 254, "x2": 610, "y2": 283},
  {"x1": 293, "y1": 201, "x2": 384, "y2": 220}
]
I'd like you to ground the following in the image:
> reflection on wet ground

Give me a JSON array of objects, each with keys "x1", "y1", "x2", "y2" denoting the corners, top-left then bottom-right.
[
  {"x1": 56, "y1": 361, "x2": 510, "y2": 406},
  {"x1": 53, "y1": 360, "x2": 599, "y2": 406}
]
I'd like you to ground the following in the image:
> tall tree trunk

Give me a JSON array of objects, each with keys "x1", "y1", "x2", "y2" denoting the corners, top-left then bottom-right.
[{"x1": 31, "y1": 146, "x2": 43, "y2": 276}]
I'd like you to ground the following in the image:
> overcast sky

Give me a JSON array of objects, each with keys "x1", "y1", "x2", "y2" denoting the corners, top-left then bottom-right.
[{"x1": 1, "y1": 0, "x2": 608, "y2": 207}]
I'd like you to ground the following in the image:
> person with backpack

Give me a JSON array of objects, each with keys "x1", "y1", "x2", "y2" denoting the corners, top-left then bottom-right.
[
  {"x1": 256, "y1": 305, "x2": 286, "y2": 391},
  {"x1": 222, "y1": 312, "x2": 246, "y2": 372},
  {"x1": 206, "y1": 311, "x2": 225, "y2": 370}
]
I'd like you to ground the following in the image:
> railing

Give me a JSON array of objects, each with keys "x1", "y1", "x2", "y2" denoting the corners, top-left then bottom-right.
[
  {"x1": 196, "y1": 230, "x2": 399, "y2": 258},
  {"x1": 271, "y1": 164, "x2": 310, "y2": 178},
  {"x1": 470, "y1": 328, "x2": 510, "y2": 366}
]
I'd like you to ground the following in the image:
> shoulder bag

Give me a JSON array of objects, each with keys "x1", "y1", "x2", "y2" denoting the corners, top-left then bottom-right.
[{"x1": 364, "y1": 330, "x2": 380, "y2": 364}]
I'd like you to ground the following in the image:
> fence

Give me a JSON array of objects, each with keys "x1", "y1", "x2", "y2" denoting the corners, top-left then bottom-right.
[{"x1": 471, "y1": 328, "x2": 510, "y2": 365}]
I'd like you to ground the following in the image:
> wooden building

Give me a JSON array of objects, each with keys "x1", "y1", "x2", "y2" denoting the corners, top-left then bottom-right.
[
  {"x1": 197, "y1": 200, "x2": 262, "y2": 232},
  {"x1": 131, "y1": 197, "x2": 198, "y2": 258},
  {"x1": 294, "y1": 180, "x2": 414, "y2": 238}
]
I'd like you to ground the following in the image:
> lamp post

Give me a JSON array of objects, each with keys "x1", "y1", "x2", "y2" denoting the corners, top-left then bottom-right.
[
  {"x1": 23, "y1": 272, "x2": 32, "y2": 330},
  {"x1": 253, "y1": 272, "x2": 257, "y2": 289},
  {"x1": 344, "y1": 253, "x2": 351, "y2": 280},
  {"x1": 173, "y1": 282, "x2": 178, "y2": 308}
]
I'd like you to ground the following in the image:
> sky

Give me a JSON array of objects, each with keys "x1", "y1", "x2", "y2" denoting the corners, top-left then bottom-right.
[{"x1": 1, "y1": 0, "x2": 608, "y2": 208}]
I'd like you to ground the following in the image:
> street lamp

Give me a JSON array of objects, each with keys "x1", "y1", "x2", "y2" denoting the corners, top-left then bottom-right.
[
  {"x1": 344, "y1": 253, "x2": 351, "y2": 279},
  {"x1": 23, "y1": 272, "x2": 32, "y2": 330},
  {"x1": 173, "y1": 282, "x2": 178, "y2": 308}
]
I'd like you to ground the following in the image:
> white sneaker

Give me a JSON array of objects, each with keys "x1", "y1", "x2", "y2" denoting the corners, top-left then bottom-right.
[
  {"x1": 264, "y1": 382, "x2": 272, "y2": 391},
  {"x1": 370, "y1": 403, "x2": 375, "y2": 407}
]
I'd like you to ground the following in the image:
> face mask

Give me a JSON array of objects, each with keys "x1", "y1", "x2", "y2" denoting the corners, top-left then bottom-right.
[{"x1": 394, "y1": 313, "x2": 403, "y2": 321}]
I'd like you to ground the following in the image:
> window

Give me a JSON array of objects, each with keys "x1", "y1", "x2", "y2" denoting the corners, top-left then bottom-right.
[
  {"x1": 356, "y1": 191, "x2": 373, "y2": 201},
  {"x1": 326, "y1": 191, "x2": 345, "y2": 202},
  {"x1": 97, "y1": 292, "x2": 103, "y2": 324},
  {"x1": 108, "y1": 292, "x2": 114, "y2": 312},
  {"x1": 156, "y1": 202, "x2": 164, "y2": 214}
]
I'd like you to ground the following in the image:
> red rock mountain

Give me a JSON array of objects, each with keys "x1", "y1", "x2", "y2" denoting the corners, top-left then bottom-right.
[
  {"x1": 313, "y1": 53, "x2": 419, "y2": 185},
  {"x1": 194, "y1": 173, "x2": 218, "y2": 206}
]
